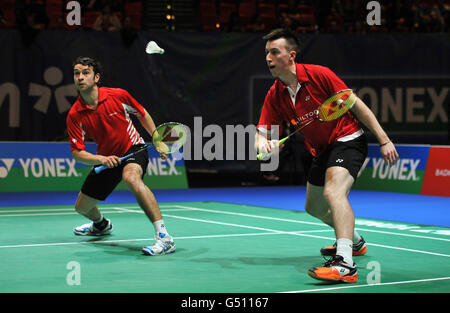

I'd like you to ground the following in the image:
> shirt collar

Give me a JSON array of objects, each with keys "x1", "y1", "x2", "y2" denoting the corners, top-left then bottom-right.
[
  {"x1": 277, "y1": 63, "x2": 309, "y2": 90},
  {"x1": 74, "y1": 86, "x2": 107, "y2": 111}
]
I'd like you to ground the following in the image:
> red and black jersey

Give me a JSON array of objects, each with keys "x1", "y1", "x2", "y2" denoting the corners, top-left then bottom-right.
[
  {"x1": 257, "y1": 63, "x2": 362, "y2": 157},
  {"x1": 67, "y1": 87, "x2": 146, "y2": 157}
]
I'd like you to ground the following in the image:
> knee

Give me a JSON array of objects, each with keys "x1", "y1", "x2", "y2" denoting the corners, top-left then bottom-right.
[
  {"x1": 323, "y1": 185, "x2": 338, "y2": 204},
  {"x1": 122, "y1": 172, "x2": 142, "y2": 191}
]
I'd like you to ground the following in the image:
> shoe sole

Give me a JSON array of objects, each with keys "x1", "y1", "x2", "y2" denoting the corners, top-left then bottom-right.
[
  {"x1": 73, "y1": 231, "x2": 113, "y2": 236},
  {"x1": 73, "y1": 226, "x2": 113, "y2": 236},
  {"x1": 142, "y1": 246, "x2": 176, "y2": 256},
  {"x1": 308, "y1": 269, "x2": 358, "y2": 283},
  {"x1": 320, "y1": 245, "x2": 367, "y2": 256}
]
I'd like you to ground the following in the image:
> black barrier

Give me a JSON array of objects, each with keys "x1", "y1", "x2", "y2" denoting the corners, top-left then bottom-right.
[{"x1": 0, "y1": 30, "x2": 449, "y2": 182}]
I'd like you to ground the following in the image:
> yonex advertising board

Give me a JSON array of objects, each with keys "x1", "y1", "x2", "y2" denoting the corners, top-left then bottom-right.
[
  {"x1": 353, "y1": 144, "x2": 430, "y2": 194},
  {"x1": 0, "y1": 142, "x2": 188, "y2": 192}
]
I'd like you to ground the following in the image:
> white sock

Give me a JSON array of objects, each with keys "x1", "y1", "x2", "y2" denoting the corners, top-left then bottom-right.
[
  {"x1": 353, "y1": 230, "x2": 362, "y2": 245},
  {"x1": 336, "y1": 238, "x2": 353, "y2": 265},
  {"x1": 153, "y1": 219, "x2": 169, "y2": 238}
]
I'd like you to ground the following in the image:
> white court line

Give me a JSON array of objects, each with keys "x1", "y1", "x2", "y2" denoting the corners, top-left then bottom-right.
[
  {"x1": 161, "y1": 213, "x2": 450, "y2": 258},
  {"x1": 119, "y1": 206, "x2": 450, "y2": 258},
  {"x1": 0, "y1": 210, "x2": 126, "y2": 218},
  {"x1": 0, "y1": 207, "x2": 191, "y2": 217},
  {"x1": 355, "y1": 227, "x2": 450, "y2": 242},
  {"x1": 283, "y1": 276, "x2": 450, "y2": 293},
  {"x1": 162, "y1": 204, "x2": 326, "y2": 227},
  {"x1": 1, "y1": 204, "x2": 449, "y2": 257},
  {"x1": 163, "y1": 204, "x2": 450, "y2": 243},
  {"x1": 0, "y1": 230, "x2": 331, "y2": 249}
]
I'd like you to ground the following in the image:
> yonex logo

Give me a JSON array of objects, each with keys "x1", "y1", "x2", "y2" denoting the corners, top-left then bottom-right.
[
  {"x1": 0, "y1": 158, "x2": 14, "y2": 178},
  {"x1": 336, "y1": 159, "x2": 344, "y2": 163},
  {"x1": 359, "y1": 157, "x2": 420, "y2": 181}
]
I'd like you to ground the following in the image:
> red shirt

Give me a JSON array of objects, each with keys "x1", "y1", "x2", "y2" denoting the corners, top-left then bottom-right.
[
  {"x1": 67, "y1": 87, "x2": 146, "y2": 157},
  {"x1": 257, "y1": 63, "x2": 361, "y2": 156}
]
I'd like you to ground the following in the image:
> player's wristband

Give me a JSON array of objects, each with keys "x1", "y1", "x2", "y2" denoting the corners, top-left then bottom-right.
[{"x1": 379, "y1": 141, "x2": 391, "y2": 147}]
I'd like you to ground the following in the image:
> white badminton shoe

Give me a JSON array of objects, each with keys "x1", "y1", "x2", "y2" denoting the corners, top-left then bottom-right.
[
  {"x1": 73, "y1": 219, "x2": 113, "y2": 236},
  {"x1": 142, "y1": 233, "x2": 176, "y2": 256}
]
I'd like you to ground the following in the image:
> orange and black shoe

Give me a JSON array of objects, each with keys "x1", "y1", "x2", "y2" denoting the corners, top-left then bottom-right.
[
  {"x1": 320, "y1": 236, "x2": 367, "y2": 257},
  {"x1": 308, "y1": 255, "x2": 358, "y2": 283}
]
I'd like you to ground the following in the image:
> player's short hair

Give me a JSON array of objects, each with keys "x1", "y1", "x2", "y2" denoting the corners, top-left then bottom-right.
[
  {"x1": 263, "y1": 28, "x2": 300, "y2": 54},
  {"x1": 72, "y1": 56, "x2": 103, "y2": 85}
]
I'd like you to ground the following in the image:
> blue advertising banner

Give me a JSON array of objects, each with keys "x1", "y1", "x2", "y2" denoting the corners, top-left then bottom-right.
[
  {"x1": 0, "y1": 142, "x2": 188, "y2": 192},
  {"x1": 353, "y1": 144, "x2": 430, "y2": 194}
]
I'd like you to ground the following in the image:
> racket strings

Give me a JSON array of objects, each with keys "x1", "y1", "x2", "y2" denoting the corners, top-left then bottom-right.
[
  {"x1": 318, "y1": 90, "x2": 356, "y2": 121},
  {"x1": 152, "y1": 123, "x2": 188, "y2": 154}
]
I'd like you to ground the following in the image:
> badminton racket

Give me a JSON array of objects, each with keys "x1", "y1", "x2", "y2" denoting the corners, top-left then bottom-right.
[
  {"x1": 257, "y1": 89, "x2": 357, "y2": 160},
  {"x1": 94, "y1": 122, "x2": 188, "y2": 174}
]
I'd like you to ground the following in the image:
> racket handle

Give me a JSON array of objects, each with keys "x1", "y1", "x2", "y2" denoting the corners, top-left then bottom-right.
[
  {"x1": 256, "y1": 136, "x2": 289, "y2": 161},
  {"x1": 94, "y1": 153, "x2": 133, "y2": 174}
]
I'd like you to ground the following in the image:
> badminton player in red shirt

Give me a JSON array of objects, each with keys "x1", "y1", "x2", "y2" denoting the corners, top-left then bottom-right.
[
  {"x1": 255, "y1": 29, "x2": 398, "y2": 283},
  {"x1": 66, "y1": 56, "x2": 175, "y2": 256}
]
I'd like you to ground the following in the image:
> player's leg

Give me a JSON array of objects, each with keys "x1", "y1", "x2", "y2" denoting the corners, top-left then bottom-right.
[
  {"x1": 121, "y1": 163, "x2": 163, "y2": 223},
  {"x1": 308, "y1": 136, "x2": 368, "y2": 283},
  {"x1": 304, "y1": 182, "x2": 333, "y2": 227},
  {"x1": 121, "y1": 162, "x2": 175, "y2": 255},
  {"x1": 73, "y1": 167, "x2": 120, "y2": 236},
  {"x1": 74, "y1": 191, "x2": 101, "y2": 221},
  {"x1": 308, "y1": 166, "x2": 358, "y2": 283},
  {"x1": 323, "y1": 166, "x2": 355, "y2": 242},
  {"x1": 73, "y1": 191, "x2": 114, "y2": 235}
]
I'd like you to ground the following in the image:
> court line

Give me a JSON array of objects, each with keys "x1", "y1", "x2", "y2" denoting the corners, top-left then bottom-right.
[
  {"x1": 160, "y1": 212, "x2": 450, "y2": 258},
  {"x1": 283, "y1": 276, "x2": 450, "y2": 293},
  {"x1": 355, "y1": 227, "x2": 450, "y2": 242},
  {"x1": 2, "y1": 205, "x2": 449, "y2": 257},
  {"x1": 115, "y1": 207, "x2": 450, "y2": 259},
  {"x1": 0, "y1": 230, "x2": 331, "y2": 249},
  {"x1": 0, "y1": 211, "x2": 126, "y2": 217},
  {"x1": 164, "y1": 205, "x2": 450, "y2": 242},
  {"x1": 3, "y1": 205, "x2": 449, "y2": 243},
  {"x1": 0, "y1": 208, "x2": 191, "y2": 217}
]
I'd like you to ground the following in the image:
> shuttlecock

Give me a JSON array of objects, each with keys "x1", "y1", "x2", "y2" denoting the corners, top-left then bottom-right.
[{"x1": 146, "y1": 41, "x2": 164, "y2": 54}]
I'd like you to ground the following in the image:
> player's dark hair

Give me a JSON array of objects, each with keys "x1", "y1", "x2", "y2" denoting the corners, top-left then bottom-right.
[
  {"x1": 263, "y1": 28, "x2": 300, "y2": 54},
  {"x1": 72, "y1": 56, "x2": 103, "y2": 85}
]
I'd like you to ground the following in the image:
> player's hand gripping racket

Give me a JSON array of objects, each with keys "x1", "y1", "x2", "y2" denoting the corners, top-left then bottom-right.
[
  {"x1": 256, "y1": 89, "x2": 357, "y2": 160},
  {"x1": 94, "y1": 122, "x2": 188, "y2": 174}
]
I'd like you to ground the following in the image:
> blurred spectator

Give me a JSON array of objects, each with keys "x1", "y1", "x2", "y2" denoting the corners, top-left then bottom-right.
[
  {"x1": 279, "y1": 0, "x2": 301, "y2": 31},
  {"x1": 16, "y1": 0, "x2": 47, "y2": 29},
  {"x1": 93, "y1": 4, "x2": 122, "y2": 31},
  {"x1": 87, "y1": 0, "x2": 123, "y2": 12},
  {"x1": 121, "y1": 15, "x2": 138, "y2": 47},
  {"x1": 226, "y1": 12, "x2": 244, "y2": 32},
  {"x1": 0, "y1": 9, "x2": 8, "y2": 28},
  {"x1": 428, "y1": 3, "x2": 446, "y2": 32},
  {"x1": 246, "y1": 13, "x2": 265, "y2": 32}
]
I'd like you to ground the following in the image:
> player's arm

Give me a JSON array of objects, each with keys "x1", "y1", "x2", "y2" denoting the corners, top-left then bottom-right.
[
  {"x1": 72, "y1": 149, "x2": 121, "y2": 168},
  {"x1": 351, "y1": 97, "x2": 399, "y2": 165},
  {"x1": 137, "y1": 109, "x2": 168, "y2": 159},
  {"x1": 255, "y1": 129, "x2": 280, "y2": 154},
  {"x1": 137, "y1": 109, "x2": 157, "y2": 137}
]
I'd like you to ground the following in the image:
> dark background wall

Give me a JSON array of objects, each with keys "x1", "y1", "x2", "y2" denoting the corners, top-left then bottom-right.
[{"x1": 1, "y1": 0, "x2": 449, "y2": 187}]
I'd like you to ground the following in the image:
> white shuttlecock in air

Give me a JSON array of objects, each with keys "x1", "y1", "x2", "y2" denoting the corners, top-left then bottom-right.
[{"x1": 146, "y1": 41, "x2": 165, "y2": 54}]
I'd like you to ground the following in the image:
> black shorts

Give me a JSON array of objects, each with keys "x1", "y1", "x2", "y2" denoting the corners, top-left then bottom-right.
[
  {"x1": 81, "y1": 144, "x2": 149, "y2": 201},
  {"x1": 307, "y1": 134, "x2": 368, "y2": 186}
]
